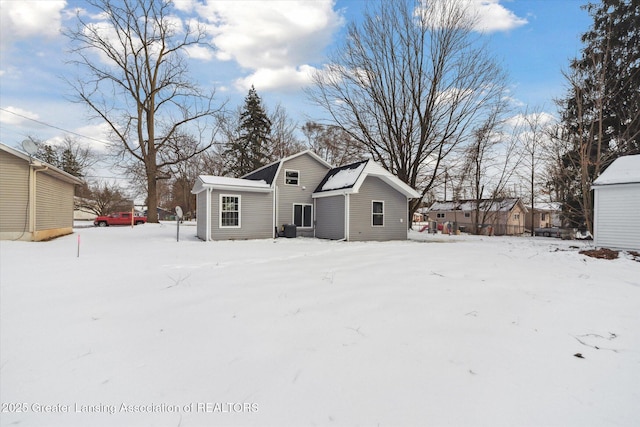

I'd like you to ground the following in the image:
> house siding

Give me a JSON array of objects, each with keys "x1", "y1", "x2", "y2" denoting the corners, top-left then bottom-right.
[
  {"x1": 0, "y1": 151, "x2": 29, "y2": 233},
  {"x1": 36, "y1": 172, "x2": 74, "y2": 231},
  {"x1": 275, "y1": 153, "x2": 331, "y2": 237},
  {"x1": 315, "y1": 195, "x2": 345, "y2": 240},
  {"x1": 348, "y1": 176, "x2": 408, "y2": 241},
  {"x1": 594, "y1": 183, "x2": 640, "y2": 251},
  {"x1": 196, "y1": 190, "x2": 208, "y2": 240},
  {"x1": 209, "y1": 190, "x2": 273, "y2": 240}
]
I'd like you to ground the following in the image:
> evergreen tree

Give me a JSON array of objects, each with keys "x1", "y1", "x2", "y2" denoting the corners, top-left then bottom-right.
[
  {"x1": 224, "y1": 86, "x2": 272, "y2": 177},
  {"x1": 551, "y1": 0, "x2": 639, "y2": 231}
]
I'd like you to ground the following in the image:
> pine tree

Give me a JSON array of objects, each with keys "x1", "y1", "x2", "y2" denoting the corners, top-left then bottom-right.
[
  {"x1": 224, "y1": 86, "x2": 272, "y2": 177},
  {"x1": 552, "y1": 0, "x2": 640, "y2": 231}
]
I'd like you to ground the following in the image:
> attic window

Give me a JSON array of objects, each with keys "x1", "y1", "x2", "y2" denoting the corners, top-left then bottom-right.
[{"x1": 285, "y1": 170, "x2": 299, "y2": 185}]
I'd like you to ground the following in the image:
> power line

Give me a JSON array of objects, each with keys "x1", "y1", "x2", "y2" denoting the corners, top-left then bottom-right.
[{"x1": 0, "y1": 107, "x2": 111, "y2": 146}]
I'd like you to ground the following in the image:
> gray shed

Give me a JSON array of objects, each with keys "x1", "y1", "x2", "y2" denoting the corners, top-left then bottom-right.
[
  {"x1": 0, "y1": 143, "x2": 83, "y2": 241},
  {"x1": 592, "y1": 154, "x2": 640, "y2": 251}
]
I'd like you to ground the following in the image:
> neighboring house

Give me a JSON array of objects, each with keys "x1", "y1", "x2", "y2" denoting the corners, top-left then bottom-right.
[
  {"x1": 0, "y1": 143, "x2": 83, "y2": 241},
  {"x1": 427, "y1": 198, "x2": 527, "y2": 235},
  {"x1": 524, "y1": 202, "x2": 562, "y2": 231},
  {"x1": 192, "y1": 150, "x2": 420, "y2": 241},
  {"x1": 592, "y1": 154, "x2": 640, "y2": 251}
]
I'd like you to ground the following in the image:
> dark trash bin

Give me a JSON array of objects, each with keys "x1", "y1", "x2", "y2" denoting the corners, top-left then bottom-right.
[{"x1": 284, "y1": 224, "x2": 297, "y2": 238}]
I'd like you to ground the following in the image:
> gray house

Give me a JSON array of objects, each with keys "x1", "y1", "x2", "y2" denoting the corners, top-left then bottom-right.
[
  {"x1": 0, "y1": 143, "x2": 83, "y2": 241},
  {"x1": 192, "y1": 150, "x2": 419, "y2": 241},
  {"x1": 592, "y1": 154, "x2": 640, "y2": 251}
]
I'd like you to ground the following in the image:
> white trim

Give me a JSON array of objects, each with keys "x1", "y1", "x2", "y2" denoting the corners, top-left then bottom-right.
[
  {"x1": 284, "y1": 169, "x2": 300, "y2": 186},
  {"x1": 292, "y1": 203, "x2": 313, "y2": 228},
  {"x1": 372, "y1": 200, "x2": 384, "y2": 227},
  {"x1": 344, "y1": 194, "x2": 350, "y2": 241},
  {"x1": 206, "y1": 188, "x2": 212, "y2": 241},
  {"x1": 219, "y1": 194, "x2": 241, "y2": 228}
]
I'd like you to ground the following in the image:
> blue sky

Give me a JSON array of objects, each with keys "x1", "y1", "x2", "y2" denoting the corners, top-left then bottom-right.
[{"x1": 0, "y1": 0, "x2": 592, "y2": 153}]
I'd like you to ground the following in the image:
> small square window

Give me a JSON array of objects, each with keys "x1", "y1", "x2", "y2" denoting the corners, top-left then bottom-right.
[
  {"x1": 285, "y1": 170, "x2": 299, "y2": 185},
  {"x1": 436, "y1": 213, "x2": 445, "y2": 219}
]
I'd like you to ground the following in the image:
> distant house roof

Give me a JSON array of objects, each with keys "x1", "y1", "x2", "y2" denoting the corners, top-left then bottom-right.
[
  {"x1": 429, "y1": 198, "x2": 525, "y2": 213},
  {"x1": 242, "y1": 149, "x2": 333, "y2": 186},
  {"x1": 313, "y1": 159, "x2": 420, "y2": 199},
  {"x1": 592, "y1": 154, "x2": 640, "y2": 186}
]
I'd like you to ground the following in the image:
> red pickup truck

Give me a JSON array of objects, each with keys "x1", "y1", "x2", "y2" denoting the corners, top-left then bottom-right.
[{"x1": 94, "y1": 212, "x2": 147, "y2": 227}]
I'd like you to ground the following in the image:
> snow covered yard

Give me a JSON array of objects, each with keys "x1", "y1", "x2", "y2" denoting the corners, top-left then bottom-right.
[{"x1": 1, "y1": 224, "x2": 639, "y2": 427}]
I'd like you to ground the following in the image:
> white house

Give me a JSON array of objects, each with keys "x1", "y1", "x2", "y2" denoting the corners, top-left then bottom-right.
[{"x1": 592, "y1": 154, "x2": 640, "y2": 251}]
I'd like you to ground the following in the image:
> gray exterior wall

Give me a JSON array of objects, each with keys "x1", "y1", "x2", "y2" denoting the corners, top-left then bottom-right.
[
  {"x1": 348, "y1": 176, "x2": 408, "y2": 241},
  {"x1": 0, "y1": 150, "x2": 29, "y2": 234},
  {"x1": 1, "y1": 150, "x2": 77, "y2": 241},
  {"x1": 196, "y1": 191, "x2": 208, "y2": 240},
  {"x1": 315, "y1": 195, "x2": 345, "y2": 240},
  {"x1": 36, "y1": 172, "x2": 74, "y2": 230},
  {"x1": 275, "y1": 153, "x2": 331, "y2": 237},
  {"x1": 209, "y1": 190, "x2": 273, "y2": 240},
  {"x1": 594, "y1": 183, "x2": 640, "y2": 251}
]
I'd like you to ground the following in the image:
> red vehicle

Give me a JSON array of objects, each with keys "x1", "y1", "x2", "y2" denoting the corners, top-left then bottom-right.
[{"x1": 94, "y1": 212, "x2": 147, "y2": 227}]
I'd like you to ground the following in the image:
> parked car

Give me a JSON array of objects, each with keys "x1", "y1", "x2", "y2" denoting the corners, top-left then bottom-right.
[{"x1": 94, "y1": 212, "x2": 147, "y2": 227}]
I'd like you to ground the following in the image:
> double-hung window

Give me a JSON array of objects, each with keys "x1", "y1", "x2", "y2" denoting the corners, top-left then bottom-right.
[
  {"x1": 372, "y1": 201, "x2": 384, "y2": 226},
  {"x1": 220, "y1": 195, "x2": 240, "y2": 228},
  {"x1": 293, "y1": 203, "x2": 312, "y2": 228},
  {"x1": 285, "y1": 169, "x2": 299, "y2": 185}
]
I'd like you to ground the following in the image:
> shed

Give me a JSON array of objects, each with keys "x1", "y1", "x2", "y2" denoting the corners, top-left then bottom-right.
[
  {"x1": 592, "y1": 154, "x2": 640, "y2": 251},
  {"x1": 0, "y1": 143, "x2": 83, "y2": 241}
]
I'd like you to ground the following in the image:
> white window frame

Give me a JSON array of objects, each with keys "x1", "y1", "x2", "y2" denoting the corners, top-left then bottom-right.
[
  {"x1": 292, "y1": 203, "x2": 313, "y2": 228},
  {"x1": 219, "y1": 194, "x2": 241, "y2": 228},
  {"x1": 372, "y1": 200, "x2": 384, "y2": 227},
  {"x1": 284, "y1": 169, "x2": 300, "y2": 186}
]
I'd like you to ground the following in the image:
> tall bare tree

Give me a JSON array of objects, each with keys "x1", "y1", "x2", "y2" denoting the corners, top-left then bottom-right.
[
  {"x1": 308, "y1": 0, "x2": 508, "y2": 221},
  {"x1": 65, "y1": 0, "x2": 223, "y2": 222}
]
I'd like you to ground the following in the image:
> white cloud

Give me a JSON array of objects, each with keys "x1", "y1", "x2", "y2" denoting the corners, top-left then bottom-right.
[
  {"x1": 234, "y1": 65, "x2": 318, "y2": 92},
  {"x1": 196, "y1": 1, "x2": 344, "y2": 71},
  {"x1": 469, "y1": 0, "x2": 528, "y2": 33},
  {"x1": 0, "y1": 106, "x2": 39, "y2": 126},
  {"x1": 0, "y1": 0, "x2": 66, "y2": 49},
  {"x1": 420, "y1": 0, "x2": 527, "y2": 34}
]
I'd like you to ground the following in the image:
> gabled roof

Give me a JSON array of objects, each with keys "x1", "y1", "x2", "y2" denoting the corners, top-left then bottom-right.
[
  {"x1": 242, "y1": 149, "x2": 333, "y2": 186},
  {"x1": 312, "y1": 159, "x2": 420, "y2": 199},
  {"x1": 429, "y1": 198, "x2": 525, "y2": 213},
  {"x1": 191, "y1": 175, "x2": 271, "y2": 194},
  {"x1": 0, "y1": 143, "x2": 84, "y2": 185},
  {"x1": 592, "y1": 154, "x2": 640, "y2": 186}
]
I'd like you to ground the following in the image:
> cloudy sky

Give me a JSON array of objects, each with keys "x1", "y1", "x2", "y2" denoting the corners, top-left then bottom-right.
[{"x1": 0, "y1": 0, "x2": 591, "y2": 155}]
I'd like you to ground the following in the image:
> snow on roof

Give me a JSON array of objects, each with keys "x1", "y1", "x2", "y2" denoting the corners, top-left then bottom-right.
[
  {"x1": 593, "y1": 154, "x2": 640, "y2": 185},
  {"x1": 199, "y1": 176, "x2": 270, "y2": 189},
  {"x1": 320, "y1": 161, "x2": 367, "y2": 191}
]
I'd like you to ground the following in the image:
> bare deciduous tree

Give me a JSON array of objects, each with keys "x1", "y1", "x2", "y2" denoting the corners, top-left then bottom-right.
[
  {"x1": 308, "y1": 0, "x2": 508, "y2": 221},
  {"x1": 64, "y1": 0, "x2": 223, "y2": 222}
]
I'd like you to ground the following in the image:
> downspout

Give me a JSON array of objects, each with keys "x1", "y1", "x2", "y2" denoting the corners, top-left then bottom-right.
[
  {"x1": 29, "y1": 164, "x2": 49, "y2": 239},
  {"x1": 344, "y1": 193, "x2": 350, "y2": 241},
  {"x1": 313, "y1": 197, "x2": 316, "y2": 238},
  {"x1": 206, "y1": 188, "x2": 212, "y2": 241},
  {"x1": 273, "y1": 186, "x2": 277, "y2": 238}
]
